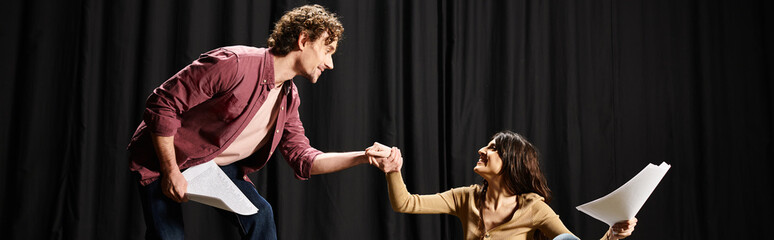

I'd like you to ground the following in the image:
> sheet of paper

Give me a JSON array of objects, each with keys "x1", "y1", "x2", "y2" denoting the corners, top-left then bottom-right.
[
  {"x1": 576, "y1": 162, "x2": 670, "y2": 226},
  {"x1": 181, "y1": 161, "x2": 258, "y2": 215}
]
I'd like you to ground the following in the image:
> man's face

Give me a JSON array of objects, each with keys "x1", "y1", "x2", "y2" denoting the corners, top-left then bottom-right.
[{"x1": 297, "y1": 32, "x2": 337, "y2": 83}]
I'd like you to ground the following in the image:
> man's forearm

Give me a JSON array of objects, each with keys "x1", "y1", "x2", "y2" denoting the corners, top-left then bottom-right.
[
  {"x1": 310, "y1": 151, "x2": 369, "y2": 175},
  {"x1": 151, "y1": 133, "x2": 189, "y2": 202},
  {"x1": 151, "y1": 134, "x2": 180, "y2": 175}
]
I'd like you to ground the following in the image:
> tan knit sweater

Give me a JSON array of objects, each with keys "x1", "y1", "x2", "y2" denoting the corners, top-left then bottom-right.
[{"x1": 387, "y1": 172, "x2": 609, "y2": 240}]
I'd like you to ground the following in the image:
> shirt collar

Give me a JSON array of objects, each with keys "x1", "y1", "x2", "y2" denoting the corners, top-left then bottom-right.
[
  {"x1": 261, "y1": 48, "x2": 294, "y2": 95},
  {"x1": 260, "y1": 48, "x2": 277, "y2": 87}
]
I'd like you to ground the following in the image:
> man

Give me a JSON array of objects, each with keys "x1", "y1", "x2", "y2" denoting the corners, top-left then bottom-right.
[{"x1": 127, "y1": 5, "x2": 397, "y2": 239}]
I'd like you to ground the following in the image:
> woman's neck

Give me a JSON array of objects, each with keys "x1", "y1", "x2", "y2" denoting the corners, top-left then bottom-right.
[{"x1": 485, "y1": 177, "x2": 516, "y2": 210}]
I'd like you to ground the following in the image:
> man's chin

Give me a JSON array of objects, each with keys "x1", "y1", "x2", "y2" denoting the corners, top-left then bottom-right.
[{"x1": 299, "y1": 74, "x2": 318, "y2": 84}]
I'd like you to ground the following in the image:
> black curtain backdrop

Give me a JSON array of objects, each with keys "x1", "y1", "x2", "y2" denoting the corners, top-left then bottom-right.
[{"x1": 1, "y1": 0, "x2": 772, "y2": 239}]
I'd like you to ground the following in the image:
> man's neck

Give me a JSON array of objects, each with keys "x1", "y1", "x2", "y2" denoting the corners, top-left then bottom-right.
[{"x1": 273, "y1": 54, "x2": 298, "y2": 86}]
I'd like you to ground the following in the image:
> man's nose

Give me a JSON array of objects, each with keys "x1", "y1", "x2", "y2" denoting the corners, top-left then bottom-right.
[{"x1": 324, "y1": 55, "x2": 334, "y2": 69}]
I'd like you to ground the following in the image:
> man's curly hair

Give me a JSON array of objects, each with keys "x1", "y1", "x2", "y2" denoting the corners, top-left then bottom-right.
[{"x1": 268, "y1": 4, "x2": 344, "y2": 56}]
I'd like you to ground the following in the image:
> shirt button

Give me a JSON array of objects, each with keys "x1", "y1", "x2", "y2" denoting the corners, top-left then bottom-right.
[
  {"x1": 276, "y1": 130, "x2": 279, "y2": 133},
  {"x1": 281, "y1": 107, "x2": 284, "y2": 110},
  {"x1": 263, "y1": 79, "x2": 267, "y2": 83}
]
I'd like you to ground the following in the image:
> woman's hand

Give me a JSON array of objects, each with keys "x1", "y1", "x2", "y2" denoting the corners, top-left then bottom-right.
[
  {"x1": 607, "y1": 218, "x2": 637, "y2": 240},
  {"x1": 381, "y1": 147, "x2": 403, "y2": 173},
  {"x1": 365, "y1": 143, "x2": 403, "y2": 173}
]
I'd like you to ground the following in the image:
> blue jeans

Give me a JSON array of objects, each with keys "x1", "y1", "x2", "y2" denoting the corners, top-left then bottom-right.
[
  {"x1": 553, "y1": 233, "x2": 580, "y2": 240},
  {"x1": 137, "y1": 164, "x2": 277, "y2": 240}
]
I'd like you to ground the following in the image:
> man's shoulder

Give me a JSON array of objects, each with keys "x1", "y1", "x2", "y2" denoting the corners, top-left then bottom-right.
[
  {"x1": 197, "y1": 46, "x2": 267, "y2": 63},
  {"x1": 219, "y1": 45, "x2": 268, "y2": 57}
]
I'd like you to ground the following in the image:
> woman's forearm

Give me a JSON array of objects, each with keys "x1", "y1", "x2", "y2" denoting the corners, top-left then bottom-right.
[{"x1": 386, "y1": 172, "x2": 412, "y2": 212}]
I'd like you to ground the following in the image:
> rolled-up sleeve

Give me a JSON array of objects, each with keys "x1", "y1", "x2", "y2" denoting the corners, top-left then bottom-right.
[
  {"x1": 144, "y1": 49, "x2": 239, "y2": 136},
  {"x1": 279, "y1": 95, "x2": 322, "y2": 180}
]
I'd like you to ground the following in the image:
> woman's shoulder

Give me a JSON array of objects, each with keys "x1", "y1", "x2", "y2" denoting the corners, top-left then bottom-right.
[
  {"x1": 451, "y1": 184, "x2": 482, "y2": 194},
  {"x1": 518, "y1": 192, "x2": 549, "y2": 207},
  {"x1": 519, "y1": 192, "x2": 545, "y2": 201},
  {"x1": 518, "y1": 193, "x2": 561, "y2": 224},
  {"x1": 439, "y1": 184, "x2": 482, "y2": 199}
]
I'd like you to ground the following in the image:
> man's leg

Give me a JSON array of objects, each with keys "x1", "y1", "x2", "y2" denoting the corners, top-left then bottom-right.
[
  {"x1": 138, "y1": 179, "x2": 185, "y2": 240},
  {"x1": 219, "y1": 164, "x2": 277, "y2": 240}
]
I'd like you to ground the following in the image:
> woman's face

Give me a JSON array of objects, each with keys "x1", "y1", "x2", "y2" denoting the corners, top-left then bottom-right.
[{"x1": 474, "y1": 139, "x2": 503, "y2": 179}]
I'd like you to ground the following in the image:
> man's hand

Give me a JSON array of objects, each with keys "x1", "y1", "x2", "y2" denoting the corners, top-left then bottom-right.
[
  {"x1": 151, "y1": 134, "x2": 188, "y2": 202},
  {"x1": 366, "y1": 142, "x2": 391, "y2": 157},
  {"x1": 161, "y1": 170, "x2": 188, "y2": 203},
  {"x1": 608, "y1": 218, "x2": 637, "y2": 240},
  {"x1": 365, "y1": 142, "x2": 390, "y2": 167},
  {"x1": 365, "y1": 142, "x2": 403, "y2": 173}
]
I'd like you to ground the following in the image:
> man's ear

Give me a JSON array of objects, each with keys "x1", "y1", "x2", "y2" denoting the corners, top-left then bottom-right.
[{"x1": 296, "y1": 32, "x2": 309, "y2": 50}]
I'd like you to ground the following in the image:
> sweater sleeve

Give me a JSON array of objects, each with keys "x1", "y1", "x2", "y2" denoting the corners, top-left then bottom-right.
[
  {"x1": 600, "y1": 230, "x2": 612, "y2": 240},
  {"x1": 386, "y1": 172, "x2": 462, "y2": 215},
  {"x1": 531, "y1": 199, "x2": 575, "y2": 239}
]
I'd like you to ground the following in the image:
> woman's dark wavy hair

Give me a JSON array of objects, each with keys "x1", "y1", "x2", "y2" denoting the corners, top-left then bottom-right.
[
  {"x1": 267, "y1": 4, "x2": 344, "y2": 56},
  {"x1": 477, "y1": 131, "x2": 553, "y2": 240}
]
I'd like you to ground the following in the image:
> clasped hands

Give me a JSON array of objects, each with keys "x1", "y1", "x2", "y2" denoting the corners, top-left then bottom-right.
[{"x1": 364, "y1": 142, "x2": 402, "y2": 173}]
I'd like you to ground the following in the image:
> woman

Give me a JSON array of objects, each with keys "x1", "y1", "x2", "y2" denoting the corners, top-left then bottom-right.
[{"x1": 368, "y1": 131, "x2": 636, "y2": 240}]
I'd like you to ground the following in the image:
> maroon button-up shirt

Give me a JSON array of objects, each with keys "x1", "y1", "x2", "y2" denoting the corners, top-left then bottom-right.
[{"x1": 127, "y1": 46, "x2": 322, "y2": 186}]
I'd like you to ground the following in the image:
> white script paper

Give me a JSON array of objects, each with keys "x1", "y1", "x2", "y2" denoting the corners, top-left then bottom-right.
[
  {"x1": 181, "y1": 161, "x2": 258, "y2": 215},
  {"x1": 576, "y1": 162, "x2": 670, "y2": 226}
]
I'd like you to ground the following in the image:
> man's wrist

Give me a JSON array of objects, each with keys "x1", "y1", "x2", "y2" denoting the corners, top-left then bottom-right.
[
  {"x1": 160, "y1": 166, "x2": 181, "y2": 176},
  {"x1": 357, "y1": 151, "x2": 370, "y2": 164}
]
